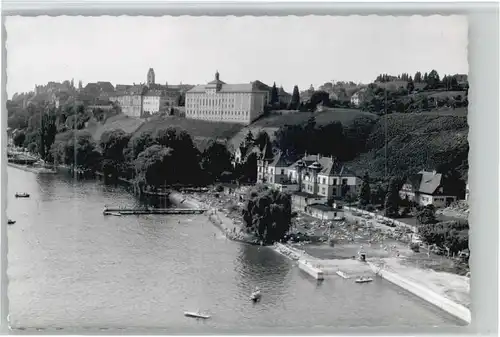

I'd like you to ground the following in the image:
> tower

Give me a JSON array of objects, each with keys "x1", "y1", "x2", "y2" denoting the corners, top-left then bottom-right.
[{"x1": 147, "y1": 68, "x2": 155, "y2": 86}]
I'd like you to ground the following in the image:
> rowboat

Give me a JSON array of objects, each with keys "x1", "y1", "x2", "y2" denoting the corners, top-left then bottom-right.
[
  {"x1": 250, "y1": 288, "x2": 262, "y2": 302},
  {"x1": 7, "y1": 219, "x2": 16, "y2": 225},
  {"x1": 355, "y1": 277, "x2": 373, "y2": 284},
  {"x1": 184, "y1": 311, "x2": 211, "y2": 319},
  {"x1": 336, "y1": 270, "x2": 350, "y2": 279},
  {"x1": 15, "y1": 193, "x2": 30, "y2": 198}
]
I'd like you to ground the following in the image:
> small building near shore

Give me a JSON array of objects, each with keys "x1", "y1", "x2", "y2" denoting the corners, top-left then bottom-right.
[
  {"x1": 306, "y1": 203, "x2": 344, "y2": 221},
  {"x1": 291, "y1": 191, "x2": 325, "y2": 212},
  {"x1": 399, "y1": 169, "x2": 461, "y2": 208}
]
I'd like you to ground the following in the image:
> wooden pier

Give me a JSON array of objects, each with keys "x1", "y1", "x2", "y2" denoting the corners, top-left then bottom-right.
[{"x1": 103, "y1": 207, "x2": 207, "y2": 215}]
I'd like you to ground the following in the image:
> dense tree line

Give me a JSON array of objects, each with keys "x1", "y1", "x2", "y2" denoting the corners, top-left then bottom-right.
[
  {"x1": 418, "y1": 219, "x2": 469, "y2": 258},
  {"x1": 272, "y1": 116, "x2": 376, "y2": 162}
]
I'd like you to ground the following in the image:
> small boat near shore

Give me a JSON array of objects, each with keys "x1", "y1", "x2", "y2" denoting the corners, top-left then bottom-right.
[
  {"x1": 250, "y1": 287, "x2": 262, "y2": 302},
  {"x1": 103, "y1": 211, "x2": 122, "y2": 216},
  {"x1": 15, "y1": 193, "x2": 30, "y2": 198},
  {"x1": 355, "y1": 277, "x2": 373, "y2": 284},
  {"x1": 8, "y1": 219, "x2": 16, "y2": 225},
  {"x1": 336, "y1": 270, "x2": 350, "y2": 279},
  {"x1": 184, "y1": 311, "x2": 211, "y2": 319}
]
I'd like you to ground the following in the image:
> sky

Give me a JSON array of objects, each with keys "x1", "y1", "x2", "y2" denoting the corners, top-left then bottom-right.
[{"x1": 6, "y1": 15, "x2": 468, "y2": 97}]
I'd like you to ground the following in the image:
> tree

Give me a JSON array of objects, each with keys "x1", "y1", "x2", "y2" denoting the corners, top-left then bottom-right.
[
  {"x1": 124, "y1": 132, "x2": 155, "y2": 162},
  {"x1": 414, "y1": 71, "x2": 422, "y2": 83},
  {"x1": 406, "y1": 79, "x2": 415, "y2": 93},
  {"x1": 134, "y1": 144, "x2": 175, "y2": 190},
  {"x1": 271, "y1": 82, "x2": 279, "y2": 105},
  {"x1": 13, "y1": 131, "x2": 26, "y2": 147},
  {"x1": 384, "y1": 178, "x2": 401, "y2": 217},
  {"x1": 242, "y1": 188, "x2": 292, "y2": 244},
  {"x1": 288, "y1": 85, "x2": 300, "y2": 110},
  {"x1": 201, "y1": 141, "x2": 233, "y2": 182},
  {"x1": 100, "y1": 129, "x2": 131, "y2": 178},
  {"x1": 39, "y1": 113, "x2": 57, "y2": 161},
  {"x1": 426, "y1": 70, "x2": 441, "y2": 89},
  {"x1": 416, "y1": 204, "x2": 437, "y2": 225},
  {"x1": 254, "y1": 130, "x2": 271, "y2": 152},
  {"x1": 359, "y1": 172, "x2": 371, "y2": 207},
  {"x1": 243, "y1": 130, "x2": 254, "y2": 149}
]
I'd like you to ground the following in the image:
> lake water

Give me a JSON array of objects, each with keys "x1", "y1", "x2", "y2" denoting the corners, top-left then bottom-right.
[{"x1": 6, "y1": 167, "x2": 464, "y2": 333}]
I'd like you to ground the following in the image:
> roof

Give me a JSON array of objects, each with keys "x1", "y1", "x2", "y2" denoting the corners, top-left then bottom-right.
[
  {"x1": 308, "y1": 203, "x2": 342, "y2": 212},
  {"x1": 188, "y1": 82, "x2": 267, "y2": 94},
  {"x1": 406, "y1": 170, "x2": 444, "y2": 195},
  {"x1": 292, "y1": 191, "x2": 322, "y2": 199},
  {"x1": 290, "y1": 154, "x2": 356, "y2": 177},
  {"x1": 269, "y1": 151, "x2": 298, "y2": 168}
]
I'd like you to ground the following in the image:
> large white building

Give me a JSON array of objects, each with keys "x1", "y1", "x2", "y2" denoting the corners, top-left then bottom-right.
[{"x1": 185, "y1": 71, "x2": 268, "y2": 125}]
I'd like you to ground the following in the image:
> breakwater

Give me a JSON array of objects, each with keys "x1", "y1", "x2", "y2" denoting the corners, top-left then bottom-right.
[
  {"x1": 367, "y1": 262, "x2": 471, "y2": 324},
  {"x1": 103, "y1": 207, "x2": 206, "y2": 215}
]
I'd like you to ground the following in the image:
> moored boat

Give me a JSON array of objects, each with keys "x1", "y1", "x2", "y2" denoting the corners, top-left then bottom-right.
[
  {"x1": 8, "y1": 219, "x2": 16, "y2": 225},
  {"x1": 336, "y1": 270, "x2": 350, "y2": 279},
  {"x1": 184, "y1": 311, "x2": 211, "y2": 319},
  {"x1": 355, "y1": 277, "x2": 373, "y2": 284},
  {"x1": 15, "y1": 193, "x2": 30, "y2": 198},
  {"x1": 250, "y1": 287, "x2": 262, "y2": 302}
]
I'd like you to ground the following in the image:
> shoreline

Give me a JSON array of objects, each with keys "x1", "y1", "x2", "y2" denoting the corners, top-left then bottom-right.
[
  {"x1": 168, "y1": 190, "x2": 259, "y2": 245},
  {"x1": 11, "y1": 164, "x2": 469, "y2": 324},
  {"x1": 274, "y1": 241, "x2": 470, "y2": 324},
  {"x1": 7, "y1": 162, "x2": 57, "y2": 174}
]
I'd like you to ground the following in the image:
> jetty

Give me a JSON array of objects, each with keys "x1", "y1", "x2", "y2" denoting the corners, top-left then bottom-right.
[{"x1": 103, "y1": 207, "x2": 207, "y2": 215}]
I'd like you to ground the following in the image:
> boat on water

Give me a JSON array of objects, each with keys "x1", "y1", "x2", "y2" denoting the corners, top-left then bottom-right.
[
  {"x1": 103, "y1": 211, "x2": 122, "y2": 216},
  {"x1": 355, "y1": 277, "x2": 373, "y2": 284},
  {"x1": 7, "y1": 219, "x2": 16, "y2": 225},
  {"x1": 184, "y1": 311, "x2": 211, "y2": 319},
  {"x1": 336, "y1": 270, "x2": 350, "y2": 279},
  {"x1": 15, "y1": 193, "x2": 30, "y2": 198},
  {"x1": 250, "y1": 287, "x2": 262, "y2": 302}
]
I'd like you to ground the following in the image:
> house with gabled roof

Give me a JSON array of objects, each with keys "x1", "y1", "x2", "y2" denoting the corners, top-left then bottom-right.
[{"x1": 399, "y1": 170, "x2": 459, "y2": 208}]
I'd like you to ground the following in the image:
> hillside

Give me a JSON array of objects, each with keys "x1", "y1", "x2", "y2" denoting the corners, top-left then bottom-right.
[
  {"x1": 346, "y1": 112, "x2": 469, "y2": 181},
  {"x1": 87, "y1": 114, "x2": 145, "y2": 141},
  {"x1": 229, "y1": 108, "x2": 378, "y2": 150},
  {"x1": 133, "y1": 115, "x2": 244, "y2": 141}
]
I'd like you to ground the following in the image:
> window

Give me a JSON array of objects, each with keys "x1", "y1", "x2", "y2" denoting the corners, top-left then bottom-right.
[
  {"x1": 281, "y1": 169, "x2": 284, "y2": 175},
  {"x1": 333, "y1": 179, "x2": 337, "y2": 185},
  {"x1": 322, "y1": 178, "x2": 326, "y2": 185},
  {"x1": 322, "y1": 187, "x2": 326, "y2": 194},
  {"x1": 342, "y1": 179, "x2": 348, "y2": 185}
]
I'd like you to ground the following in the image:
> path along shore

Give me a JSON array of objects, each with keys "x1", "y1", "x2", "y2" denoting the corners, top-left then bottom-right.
[
  {"x1": 168, "y1": 189, "x2": 470, "y2": 324},
  {"x1": 7, "y1": 162, "x2": 57, "y2": 174}
]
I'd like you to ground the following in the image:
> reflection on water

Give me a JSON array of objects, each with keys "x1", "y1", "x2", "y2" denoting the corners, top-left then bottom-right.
[{"x1": 7, "y1": 167, "x2": 464, "y2": 331}]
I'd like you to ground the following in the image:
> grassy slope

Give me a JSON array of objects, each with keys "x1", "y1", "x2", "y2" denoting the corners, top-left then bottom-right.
[
  {"x1": 346, "y1": 112, "x2": 469, "y2": 181},
  {"x1": 87, "y1": 114, "x2": 145, "y2": 141},
  {"x1": 229, "y1": 108, "x2": 378, "y2": 150}
]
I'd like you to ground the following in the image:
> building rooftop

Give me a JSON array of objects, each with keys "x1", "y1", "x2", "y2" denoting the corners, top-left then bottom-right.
[
  {"x1": 406, "y1": 170, "x2": 446, "y2": 195},
  {"x1": 290, "y1": 154, "x2": 356, "y2": 177},
  {"x1": 308, "y1": 203, "x2": 343, "y2": 212}
]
